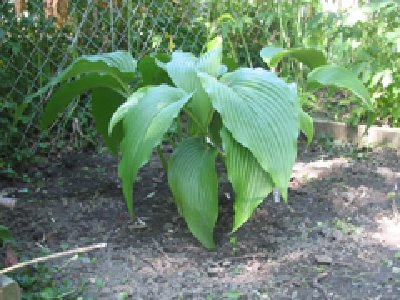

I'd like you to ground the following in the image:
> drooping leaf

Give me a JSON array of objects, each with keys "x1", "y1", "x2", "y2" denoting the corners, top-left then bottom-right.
[
  {"x1": 16, "y1": 51, "x2": 136, "y2": 121},
  {"x1": 307, "y1": 65, "x2": 372, "y2": 110},
  {"x1": 138, "y1": 53, "x2": 172, "y2": 86},
  {"x1": 40, "y1": 73, "x2": 127, "y2": 129},
  {"x1": 158, "y1": 37, "x2": 223, "y2": 131},
  {"x1": 91, "y1": 88, "x2": 125, "y2": 155},
  {"x1": 221, "y1": 128, "x2": 273, "y2": 232},
  {"x1": 299, "y1": 110, "x2": 314, "y2": 144},
  {"x1": 167, "y1": 137, "x2": 218, "y2": 249},
  {"x1": 260, "y1": 47, "x2": 327, "y2": 69},
  {"x1": 108, "y1": 87, "x2": 150, "y2": 136},
  {"x1": 199, "y1": 68, "x2": 299, "y2": 200},
  {"x1": 119, "y1": 86, "x2": 192, "y2": 217},
  {"x1": 50, "y1": 51, "x2": 136, "y2": 87}
]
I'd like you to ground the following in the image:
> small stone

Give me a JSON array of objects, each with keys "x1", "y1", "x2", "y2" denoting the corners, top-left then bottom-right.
[
  {"x1": 128, "y1": 218, "x2": 147, "y2": 229},
  {"x1": 0, "y1": 197, "x2": 16, "y2": 209},
  {"x1": 207, "y1": 267, "x2": 223, "y2": 277},
  {"x1": 315, "y1": 254, "x2": 333, "y2": 265}
]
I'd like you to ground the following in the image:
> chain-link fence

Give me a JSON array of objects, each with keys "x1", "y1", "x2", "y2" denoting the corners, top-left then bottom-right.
[{"x1": 2, "y1": 0, "x2": 337, "y2": 104}]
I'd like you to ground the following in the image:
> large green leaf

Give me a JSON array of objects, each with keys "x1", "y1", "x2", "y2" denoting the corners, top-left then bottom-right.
[
  {"x1": 91, "y1": 88, "x2": 125, "y2": 155},
  {"x1": 16, "y1": 51, "x2": 136, "y2": 121},
  {"x1": 199, "y1": 68, "x2": 299, "y2": 200},
  {"x1": 41, "y1": 73, "x2": 126, "y2": 129},
  {"x1": 221, "y1": 129, "x2": 273, "y2": 232},
  {"x1": 167, "y1": 137, "x2": 218, "y2": 249},
  {"x1": 299, "y1": 110, "x2": 314, "y2": 144},
  {"x1": 119, "y1": 85, "x2": 192, "y2": 217},
  {"x1": 158, "y1": 37, "x2": 223, "y2": 131},
  {"x1": 108, "y1": 87, "x2": 150, "y2": 136},
  {"x1": 260, "y1": 47, "x2": 327, "y2": 69},
  {"x1": 307, "y1": 65, "x2": 372, "y2": 109}
]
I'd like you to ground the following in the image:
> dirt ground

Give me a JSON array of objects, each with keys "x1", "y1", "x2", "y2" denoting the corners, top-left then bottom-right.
[{"x1": 1, "y1": 140, "x2": 400, "y2": 299}]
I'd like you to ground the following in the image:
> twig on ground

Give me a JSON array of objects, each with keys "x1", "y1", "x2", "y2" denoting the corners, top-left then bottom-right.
[{"x1": 0, "y1": 243, "x2": 107, "y2": 275}]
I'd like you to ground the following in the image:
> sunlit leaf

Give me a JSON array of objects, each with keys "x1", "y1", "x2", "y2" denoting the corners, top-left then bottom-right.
[
  {"x1": 307, "y1": 65, "x2": 372, "y2": 110},
  {"x1": 200, "y1": 68, "x2": 299, "y2": 200},
  {"x1": 108, "y1": 87, "x2": 150, "y2": 136},
  {"x1": 158, "y1": 37, "x2": 223, "y2": 131},
  {"x1": 168, "y1": 137, "x2": 218, "y2": 248}
]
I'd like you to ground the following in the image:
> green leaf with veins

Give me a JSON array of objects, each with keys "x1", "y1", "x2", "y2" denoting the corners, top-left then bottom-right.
[{"x1": 168, "y1": 137, "x2": 218, "y2": 248}]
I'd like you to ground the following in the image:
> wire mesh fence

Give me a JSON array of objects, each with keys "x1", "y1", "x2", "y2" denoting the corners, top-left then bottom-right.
[{"x1": 2, "y1": 0, "x2": 341, "y2": 105}]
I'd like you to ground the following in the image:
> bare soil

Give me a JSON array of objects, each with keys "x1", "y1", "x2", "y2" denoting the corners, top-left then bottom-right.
[{"x1": 1, "y1": 140, "x2": 400, "y2": 299}]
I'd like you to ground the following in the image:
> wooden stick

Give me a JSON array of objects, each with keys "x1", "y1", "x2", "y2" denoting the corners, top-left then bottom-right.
[{"x1": 0, "y1": 243, "x2": 107, "y2": 275}]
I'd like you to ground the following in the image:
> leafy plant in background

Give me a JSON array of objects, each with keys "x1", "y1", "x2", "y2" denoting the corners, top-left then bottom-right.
[
  {"x1": 260, "y1": 46, "x2": 373, "y2": 118},
  {"x1": 297, "y1": 0, "x2": 399, "y2": 126},
  {"x1": 341, "y1": 0, "x2": 400, "y2": 126}
]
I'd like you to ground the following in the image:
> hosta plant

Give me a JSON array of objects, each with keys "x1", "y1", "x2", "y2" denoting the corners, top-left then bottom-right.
[{"x1": 28, "y1": 38, "x2": 367, "y2": 248}]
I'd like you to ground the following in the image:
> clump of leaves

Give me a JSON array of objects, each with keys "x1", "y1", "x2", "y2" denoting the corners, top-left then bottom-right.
[{"x1": 24, "y1": 37, "x2": 369, "y2": 248}]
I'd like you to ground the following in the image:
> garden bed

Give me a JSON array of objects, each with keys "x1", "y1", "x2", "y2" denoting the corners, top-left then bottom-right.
[{"x1": 1, "y1": 140, "x2": 400, "y2": 299}]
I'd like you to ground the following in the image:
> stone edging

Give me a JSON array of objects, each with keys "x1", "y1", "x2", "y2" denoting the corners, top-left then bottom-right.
[{"x1": 313, "y1": 118, "x2": 400, "y2": 148}]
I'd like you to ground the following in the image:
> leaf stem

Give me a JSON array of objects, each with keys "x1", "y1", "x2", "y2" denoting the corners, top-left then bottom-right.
[{"x1": 157, "y1": 145, "x2": 168, "y2": 173}]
